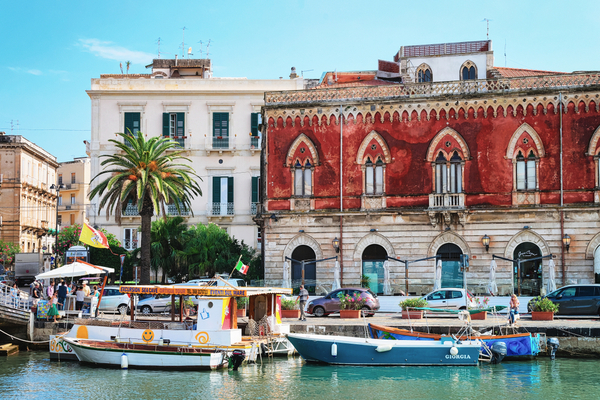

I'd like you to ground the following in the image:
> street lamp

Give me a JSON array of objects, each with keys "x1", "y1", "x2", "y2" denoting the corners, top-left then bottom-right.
[
  {"x1": 50, "y1": 183, "x2": 64, "y2": 269},
  {"x1": 562, "y1": 234, "x2": 571, "y2": 253},
  {"x1": 481, "y1": 234, "x2": 490, "y2": 252},
  {"x1": 332, "y1": 237, "x2": 340, "y2": 253}
]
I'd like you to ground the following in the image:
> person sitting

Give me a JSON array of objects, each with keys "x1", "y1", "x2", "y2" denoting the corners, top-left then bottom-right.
[{"x1": 508, "y1": 294, "x2": 520, "y2": 325}]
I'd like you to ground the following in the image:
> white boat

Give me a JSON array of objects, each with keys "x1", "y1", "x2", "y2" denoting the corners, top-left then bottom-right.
[
  {"x1": 51, "y1": 284, "x2": 295, "y2": 363},
  {"x1": 63, "y1": 338, "x2": 226, "y2": 370}
]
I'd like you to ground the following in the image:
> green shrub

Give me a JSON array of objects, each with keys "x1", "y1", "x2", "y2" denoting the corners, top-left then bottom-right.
[
  {"x1": 337, "y1": 292, "x2": 367, "y2": 310},
  {"x1": 399, "y1": 297, "x2": 428, "y2": 310},
  {"x1": 530, "y1": 296, "x2": 559, "y2": 313},
  {"x1": 237, "y1": 297, "x2": 248, "y2": 309},
  {"x1": 281, "y1": 297, "x2": 299, "y2": 310}
]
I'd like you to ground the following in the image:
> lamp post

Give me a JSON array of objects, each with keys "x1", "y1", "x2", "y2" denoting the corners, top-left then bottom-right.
[
  {"x1": 50, "y1": 183, "x2": 64, "y2": 269},
  {"x1": 562, "y1": 234, "x2": 571, "y2": 253},
  {"x1": 481, "y1": 234, "x2": 490, "y2": 252}
]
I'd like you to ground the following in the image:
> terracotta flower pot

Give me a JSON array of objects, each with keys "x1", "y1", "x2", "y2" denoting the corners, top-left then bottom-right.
[
  {"x1": 339, "y1": 309, "x2": 361, "y2": 318},
  {"x1": 402, "y1": 310, "x2": 424, "y2": 319},
  {"x1": 470, "y1": 311, "x2": 487, "y2": 320},
  {"x1": 281, "y1": 309, "x2": 301, "y2": 318},
  {"x1": 236, "y1": 309, "x2": 246, "y2": 317},
  {"x1": 531, "y1": 311, "x2": 554, "y2": 321}
]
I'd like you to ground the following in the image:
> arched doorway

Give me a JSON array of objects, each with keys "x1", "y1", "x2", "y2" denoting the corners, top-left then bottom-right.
[
  {"x1": 513, "y1": 242, "x2": 542, "y2": 296},
  {"x1": 362, "y1": 245, "x2": 388, "y2": 295},
  {"x1": 291, "y1": 245, "x2": 316, "y2": 294},
  {"x1": 437, "y1": 243, "x2": 463, "y2": 288}
]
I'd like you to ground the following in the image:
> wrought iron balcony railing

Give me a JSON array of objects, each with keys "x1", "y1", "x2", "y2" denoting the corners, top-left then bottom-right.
[{"x1": 210, "y1": 202, "x2": 234, "y2": 216}]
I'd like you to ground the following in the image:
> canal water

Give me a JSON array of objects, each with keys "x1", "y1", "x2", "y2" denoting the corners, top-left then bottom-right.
[{"x1": 1, "y1": 352, "x2": 598, "y2": 400}]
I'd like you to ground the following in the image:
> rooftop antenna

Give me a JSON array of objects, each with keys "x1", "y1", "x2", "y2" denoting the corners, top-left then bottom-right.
[
  {"x1": 180, "y1": 27, "x2": 187, "y2": 57},
  {"x1": 482, "y1": 18, "x2": 492, "y2": 39},
  {"x1": 504, "y1": 40, "x2": 507, "y2": 67},
  {"x1": 301, "y1": 69, "x2": 313, "y2": 77},
  {"x1": 206, "y1": 39, "x2": 211, "y2": 58},
  {"x1": 197, "y1": 40, "x2": 203, "y2": 58},
  {"x1": 157, "y1": 37, "x2": 162, "y2": 59}
]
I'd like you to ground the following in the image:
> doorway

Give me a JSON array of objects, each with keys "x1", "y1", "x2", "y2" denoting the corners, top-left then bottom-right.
[
  {"x1": 291, "y1": 245, "x2": 317, "y2": 294},
  {"x1": 513, "y1": 242, "x2": 542, "y2": 296},
  {"x1": 436, "y1": 243, "x2": 463, "y2": 288},
  {"x1": 362, "y1": 244, "x2": 388, "y2": 295}
]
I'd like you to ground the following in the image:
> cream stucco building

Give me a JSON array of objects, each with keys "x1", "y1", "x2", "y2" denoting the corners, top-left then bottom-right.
[
  {"x1": 87, "y1": 59, "x2": 305, "y2": 252},
  {"x1": 56, "y1": 157, "x2": 91, "y2": 228}
]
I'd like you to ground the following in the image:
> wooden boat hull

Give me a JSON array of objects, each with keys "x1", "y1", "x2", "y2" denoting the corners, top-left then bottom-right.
[
  {"x1": 286, "y1": 333, "x2": 481, "y2": 366},
  {"x1": 368, "y1": 324, "x2": 543, "y2": 358},
  {"x1": 63, "y1": 338, "x2": 226, "y2": 370}
]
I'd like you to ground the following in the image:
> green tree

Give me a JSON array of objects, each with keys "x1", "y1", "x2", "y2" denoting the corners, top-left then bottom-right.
[
  {"x1": 150, "y1": 216, "x2": 188, "y2": 283},
  {"x1": 54, "y1": 224, "x2": 121, "y2": 267},
  {"x1": 0, "y1": 240, "x2": 20, "y2": 266},
  {"x1": 88, "y1": 132, "x2": 202, "y2": 284}
]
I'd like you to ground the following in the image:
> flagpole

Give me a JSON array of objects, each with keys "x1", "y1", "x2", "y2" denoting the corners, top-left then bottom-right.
[{"x1": 229, "y1": 255, "x2": 243, "y2": 279}]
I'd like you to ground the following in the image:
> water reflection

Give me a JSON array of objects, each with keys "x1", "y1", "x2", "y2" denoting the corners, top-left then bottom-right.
[{"x1": 0, "y1": 353, "x2": 598, "y2": 400}]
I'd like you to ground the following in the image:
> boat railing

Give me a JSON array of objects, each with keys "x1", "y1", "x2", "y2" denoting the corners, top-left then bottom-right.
[{"x1": 74, "y1": 317, "x2": 189, "y2": 331}]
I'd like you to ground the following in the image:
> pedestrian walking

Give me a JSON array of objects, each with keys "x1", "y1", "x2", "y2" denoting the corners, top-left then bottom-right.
[
  {"x1": 75, "y1": 286, "x2": 85, "y2": 310},
  {"x1": 11, "y1": 283, "x2": 20, "y2": 307},
  {"x1": 508, "y1": 293, "x2": 520, "y2": 325},
  {"x1": 296, "y1": 285, "x2": 309, "y2": 321},
  {"x1": 47, "y1": 292, "x2": 61, "y2": 323},
  {"x1": 57, "y1": 280, "x2": 68, "y2": 310},
  {"x1": 32, "y1": 282, "x2": 41, "y2": 306},
  {"x1": 82, "y1": 281, "x2": 91, "y2": 297},
  {"x1": 47, "y1": 280, "x2": 55, "y2": 299}
]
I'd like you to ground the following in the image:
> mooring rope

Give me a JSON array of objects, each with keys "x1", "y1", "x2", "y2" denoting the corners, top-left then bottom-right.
[{"x1": 0, "y1": 327, "x2": 67, "y2": 344}]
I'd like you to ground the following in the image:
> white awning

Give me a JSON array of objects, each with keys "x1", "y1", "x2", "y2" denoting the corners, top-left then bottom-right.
[{"x1": 36, "y1": 262, "x2": 114, "y2": 279}]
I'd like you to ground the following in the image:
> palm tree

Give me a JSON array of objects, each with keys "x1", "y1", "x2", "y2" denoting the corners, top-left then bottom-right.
[
  {"x1": 89, "y1": 132, "x2": 202, "y2": 284},
  {"x1": 150, "y1": 216, "x2": 187, "y2": 283}
]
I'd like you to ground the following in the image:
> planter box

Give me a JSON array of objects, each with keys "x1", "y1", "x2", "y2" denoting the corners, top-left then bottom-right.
[
  {"x1": 470, "y1": 311, "x2": 487, "y2": 320},
  {"x1": 402, "y1": 310, "x2": 424, "y2": 319},
  {"x1": 531, "y1": 311, "x2": 554, "y2": 321},
  {"x1": 281, "y1": 309, "x2": 301, "y2": 318},
  {"x1": 236, "y1": 309, "x2": 246, "y2": 317},
  {"x1": 339, "y1": 309, "x2": 361, "y2": 319}
]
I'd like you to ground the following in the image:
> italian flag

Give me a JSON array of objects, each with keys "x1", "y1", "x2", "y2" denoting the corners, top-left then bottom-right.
[{"x1": 235, "y1": 260, "x2": 249, "y2": 275}]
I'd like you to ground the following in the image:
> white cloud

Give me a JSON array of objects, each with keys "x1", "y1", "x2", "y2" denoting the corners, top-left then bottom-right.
[
  {"x1": 27, "y1": 69, "x2": 42, "y2": 75},
  {"x1": 78, "y1": 39, "x2": 154, "y2": 64}
]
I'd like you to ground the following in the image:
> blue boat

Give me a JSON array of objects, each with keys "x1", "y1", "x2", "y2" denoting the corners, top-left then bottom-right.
[
  {"x1": 368, "y1": 323, "x2": 544, "y2": 359},
  {"x1": 287, "y1": 333, "x2": 482, "y2": 366}
]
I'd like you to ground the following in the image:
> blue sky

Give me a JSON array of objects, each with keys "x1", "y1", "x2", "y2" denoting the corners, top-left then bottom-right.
[{"x1": 1, "y1": 0, "x2": 599, "y2": 162}]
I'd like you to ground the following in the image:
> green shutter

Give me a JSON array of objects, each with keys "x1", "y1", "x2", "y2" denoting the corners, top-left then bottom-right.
[
  {"x1": 251, "y1": 176, "x2": 258, "y2": 203},
  {"x1": 212, "y1": 177, "x2": 221, "y2": 203},
  {"x1": 251, "y1": 113, "x2": 259, "y2": 136},
  {"x1": 163, "y1": 113, "x2": 170, "y2": 137},
  {"x1": 227, "y1": 177, "x2": 234, "y2": 203},
  {"x1": 124, "y1": 112, "x2": 140, "y2": 135},
  {"x1": 213, "y1": 113, "x2": 229, "y2": 137},
  {"x1": 176, "y1": 113, "x2": 185, "y2": 137}
]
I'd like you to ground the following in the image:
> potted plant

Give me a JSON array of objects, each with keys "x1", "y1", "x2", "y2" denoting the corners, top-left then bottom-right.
[
  {"x1": 529, "y1": 296, "x2": 559, "y2": 320},
  {"x1": 337, "y1": 292, "x2": 367, "y2": 318},
  {"x1": 399, "y1": 297, "x2": 428, "y2": 319},
  {"x1": 167, "y1": 297, "x2": 195, "y2": 317},
  {"x1": 470, "y1": 296, "x2": 490, "y2": 320},
  {"x1": 280, "y1": 297, "x2": 300, "y2": 318},
  {"x1": 236, "y1": 297, "x2": 248, "y2": 317}
]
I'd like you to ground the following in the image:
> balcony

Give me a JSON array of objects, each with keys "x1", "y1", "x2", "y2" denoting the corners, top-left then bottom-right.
[
  {"x1": 208, "y1": 202, "x2": 234, "y2": 217},
  {"x1": 205, "y1": 136, "x2": 236, "y2": 154},
  {"x1": 428, "y1": 193, "x2": 465, "y2": 209},
  {"x1": 170, "y1": 136, "x2": 185, "y2": 148},
  {"x1": 122, "y1": 204, "x2": 139, "y2": 216},
  {"x1": 250, "y1": 136, "x2": 260, "y2": 149},
  {"x1": 361, "y1": 195, "x2": 386, "y2": 210},
  {"x1": 123, "y1": 239, "x2": 138, "y2": 251},
  {"x1": 251, "y1": 202, "x2": 259, "y2": 215},
  {"x1": 212, "y1": 137, "x2": 230, "y2": 149},
  {"x1": 166, "y1": 204, "x2": 191, "y2": 216}
]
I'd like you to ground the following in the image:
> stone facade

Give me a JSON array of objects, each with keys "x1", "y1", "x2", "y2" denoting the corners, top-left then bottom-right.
[{"x1": 57, "y1": 157, "x2": 91, "y2": 229}]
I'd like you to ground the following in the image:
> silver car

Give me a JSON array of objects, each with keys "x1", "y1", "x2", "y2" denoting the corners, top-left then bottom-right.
[
  {"x1": 136, "y1": 294, "x2": 200, "y2": 315},
  {"x1": 421, "y1": 288, "x2": 475, "y2": 309}
]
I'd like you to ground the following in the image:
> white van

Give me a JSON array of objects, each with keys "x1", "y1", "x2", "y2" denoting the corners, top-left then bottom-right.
[{"x1": 184, "y1": 278, "x2": 246, "y2": 287}]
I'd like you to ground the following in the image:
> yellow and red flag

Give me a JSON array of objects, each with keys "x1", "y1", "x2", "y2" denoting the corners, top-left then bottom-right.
[{"x1": 79, "y1": 223, "x2": 109, "y2": 249}]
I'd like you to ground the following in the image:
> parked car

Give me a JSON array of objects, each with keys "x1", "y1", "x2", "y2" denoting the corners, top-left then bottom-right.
[
  {"x1": 136, "y1": 294, "x2": 200, "y2": 315},
  {"x1": 98, "y1": 286, "x2": 132, "y2": 314},
  {"x1": 420, "y1": 288, "x2": 475, "y2": 309},
  {"x1": 0, "y1": 274, "x2": 14, "y2": 287},
  {"x1": 306, "y1": 287, "x2": 380, "y2": 317},
  {"x1": 527, "y1": 284, "x2": 600, "y2": 315}
]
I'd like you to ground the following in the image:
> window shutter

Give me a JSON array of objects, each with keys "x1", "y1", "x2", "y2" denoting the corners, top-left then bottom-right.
[
  {"x1": 163, "y1": 113, "x2": 170, "y2": 137},
  {"x1": 251, "y1": 176, "x2": 258, "y2": 203},
  {"x1": 124, "y1": 112, "x2": 140, "y2": 135},
  {"x1": 212, "y1": 177, "x2": 221, "y2": 203},
  {"x1": 213, "y1": 113, "x2": 229, "y2": 137},
  {"x1": 251, "y1": 113, "x2": 259, "y2": 136},
  {"x1": 227, "y1": 177, "x2": 234, "y2": 203},
  {"x1": 176, "y1": 113, "x2": 185, "y2": 136}
]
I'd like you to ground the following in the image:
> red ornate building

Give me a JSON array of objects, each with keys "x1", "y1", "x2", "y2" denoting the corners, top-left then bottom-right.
[{"x1": 259, "y1": 40, "x2": 600, "y2": 296}]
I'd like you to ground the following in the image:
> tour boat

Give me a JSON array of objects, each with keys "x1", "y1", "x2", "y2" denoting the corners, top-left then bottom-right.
[
  {"x1": 51, "y1": 283, "x2": 295, "y2": 362},
  {"x1": 286, "y1": 333, "x2": 482, "y2": 366},
  {"x1": 63, "y1": 337, "x2": 226, "y2": 370},
  {"x1": 368, "y1": 323, "x2": 546, "y2": 359}
]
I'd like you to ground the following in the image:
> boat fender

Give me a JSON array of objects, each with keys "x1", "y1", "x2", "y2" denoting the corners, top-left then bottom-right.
[
  {"x1": 159, "y1": 338, "x2": 164, "y2": 346},
  {"x1": 331, "y1": 343, "x2": 337, "y2": 358},
  {"x1": 375, "y1": 345, "x2": 392, "y2": 353},
  {"x1": 449, "y1": 346, "x2": 459, "y2": 356},
  {"x1": 121, "y1": 353, "x2": 128, "y2": 369}
]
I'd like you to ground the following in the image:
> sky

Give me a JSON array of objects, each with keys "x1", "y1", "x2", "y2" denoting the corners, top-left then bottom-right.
[{"x1": 1, "y1": 0, "x2": 599, "y2": 163}]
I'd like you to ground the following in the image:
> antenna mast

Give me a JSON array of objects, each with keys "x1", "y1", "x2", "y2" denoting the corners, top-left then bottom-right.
[
  {"x1": 483, "y1": 18, "x2": 491, "y2": 39},
  {"x1": 206, "y1": 39, "x2": 211, "y2": 58},
  {"x1": 157, "y1": 37, "x2": 162, "y2": 59},
  {"x1": 181, "y1": 27, "x2": 187, "y2": 57}
]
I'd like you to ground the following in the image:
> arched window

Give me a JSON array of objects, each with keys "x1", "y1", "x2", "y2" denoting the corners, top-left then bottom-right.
[
  {"x1": 294, "y1": 159, "x2": 312, "y2": 197},
  {"x1": 434, "y1": 151, "x2": 463, "y2": 194},
  {"x1": 362, "y1": 244, "x2": 388, "y2": 295},
  {"x1": 365, "y1": 157, "x2": 384, "y2": 195},
  {"x1": 516, "y1": 150, "x2": 537, "y2": 191},
  {"x1": 460, "y1": 61, "x2": 477, "y2": 80},
  {"x1": 417, "y1": 68, "x2": 432, "y2": 83}
]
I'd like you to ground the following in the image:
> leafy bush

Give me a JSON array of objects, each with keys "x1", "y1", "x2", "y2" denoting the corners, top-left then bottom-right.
[
  {"x1": 237, "y1": 297, "x2": 248, "y2": 309},
  {"x1": 167, "y1": 298, "x2": 195, "y2": 310},
  {"x1": 337, "y1": 292, "x2": 367, "y2": 310},
  {"x1": 472, "y1": 296, "x2": 490, "y2": 310},
  {"x1": 530, "y1": 296, "x2": 559, "y2": 313},
  {"x1": 281, "y1": 297, "x2": 299, "y2": 310},
  {"x1": 399, "y1": 297, "x2": 428, "y2": 310}
]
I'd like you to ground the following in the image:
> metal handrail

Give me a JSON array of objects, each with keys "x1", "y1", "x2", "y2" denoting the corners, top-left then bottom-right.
[{"x1": 0, "y1": 282, "x2": 32, "y2": 312}]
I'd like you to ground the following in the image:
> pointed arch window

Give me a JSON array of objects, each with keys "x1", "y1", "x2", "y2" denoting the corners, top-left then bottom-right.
[
  {"x1": 435, "y1": 151, "x2": 463, "y2": 194},
  {"x1": 294, "y1": 159, "x2": 312, "y2": 197},
  {"x1": 365, "y1": 157, "x2": 384, "y2": 195},
  {"x1": 460, "y1": 61, "x2": 477, "y2": 81},
  {"x1": 417, "y1": 68, "x2": 432, "y2": 83},
  {"x1": 516, "y1": 150, "x2": 537, "y2": 191}
]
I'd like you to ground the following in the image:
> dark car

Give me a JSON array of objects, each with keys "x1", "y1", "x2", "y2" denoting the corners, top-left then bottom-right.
[
  {"x1": 306, "y1": 287, "x2": 380, "y2": 317},
  {"x1": 527, "y1": 284, "x2": 600, "y2": 315}
]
